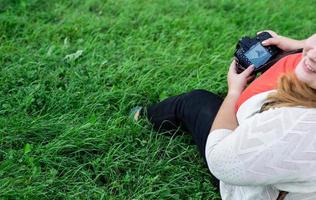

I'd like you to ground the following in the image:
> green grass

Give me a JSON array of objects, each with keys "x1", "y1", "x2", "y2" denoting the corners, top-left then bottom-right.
[{"x1": 0, "y1": 0, "x2": 315, "y2": 199}]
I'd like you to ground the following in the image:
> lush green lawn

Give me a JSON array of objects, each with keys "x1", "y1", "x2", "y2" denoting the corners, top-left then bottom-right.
[{"x1": 0, "y1": 0, "x2": 315, "y2": 199}]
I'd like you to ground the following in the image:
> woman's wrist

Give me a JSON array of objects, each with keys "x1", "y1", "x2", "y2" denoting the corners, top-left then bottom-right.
[
  {"x1": 288, "y1": 37, "x2": 306, "y2": 50},
  {"x1": 227, "y1": 90, "x2": 242, "y2": 99},
  {"x1": 284, "y1": 36, "x2": 306, "y2": 50},
  {"x1": 210, "y1": 90, "x2": 239, "y2": 132},
  {"x1": 296, "y1": 39, "x2": 306, "y2": 49}
]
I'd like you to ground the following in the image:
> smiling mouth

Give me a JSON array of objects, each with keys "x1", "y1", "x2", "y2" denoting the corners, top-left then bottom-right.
[{"x1": 304, "y1": 60, "x2": 316, "y2": 73}]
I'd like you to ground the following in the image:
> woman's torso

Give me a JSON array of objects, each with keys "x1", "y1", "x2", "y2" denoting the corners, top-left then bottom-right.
[
  {"x1": 222, "y1": 90, "x2": 316, "y2": 200},
  {"x1": 235, "y1": 53, "x2": 303, "y2": 112},
  {"x1": 220, "y1": 53, "x2": 316, "y2": 200}
]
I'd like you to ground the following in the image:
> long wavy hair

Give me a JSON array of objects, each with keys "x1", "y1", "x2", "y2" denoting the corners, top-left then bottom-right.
[{"x1": 260, "y1": 73, "x2": 316, "y2": 112}]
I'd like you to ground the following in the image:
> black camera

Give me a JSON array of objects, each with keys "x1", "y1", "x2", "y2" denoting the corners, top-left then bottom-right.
[{"x1": 234, "y1": 32, "x2": 281, "y2": 73}]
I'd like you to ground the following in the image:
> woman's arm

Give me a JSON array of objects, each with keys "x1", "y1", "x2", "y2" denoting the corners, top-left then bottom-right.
[
  {"x1": 259, "y1": 30, "x2": 306, "y2": 51},
  {"x1": 209, "y1": 93, "x2": 239, "y2": 132},
  {"x1": 210, "y1": 60, "x2": 254, "y2": 132},
  {"x1": 206, "y1": 108, "x2": 314, "y2": 186}
]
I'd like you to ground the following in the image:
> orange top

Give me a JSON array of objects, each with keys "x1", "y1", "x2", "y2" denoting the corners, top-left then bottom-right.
[{"x1": 235, "y1": 53, "x2": 303, "y2": 112}]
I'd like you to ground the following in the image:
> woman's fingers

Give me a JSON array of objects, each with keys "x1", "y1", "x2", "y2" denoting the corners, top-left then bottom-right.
[
  {"x1": 257, "y1": 30, "x2": 280, "y2": 47},
  {"x1": 229, "y1": 60, "x2": 254, "y2": 78},
  {"x1": 228, "y1": 59, "x2": 237, "y2": 73},
  {"x1": 247, "y1": 74, "x2": 256, "y2": 83},
  {"x1": 257, "y1": 31, "x2": 264, "y2": 35},
  {"x1": 257, "y1": 30, "x2": 278, "y2": 37},
  {"x1": 262, "y1": 38, "x2": 279, "y2": 46},
  {"x1": 241, "y1": 64, "x2": 255, "y2": 77}
]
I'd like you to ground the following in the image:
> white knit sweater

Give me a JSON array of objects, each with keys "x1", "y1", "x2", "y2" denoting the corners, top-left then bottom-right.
[{"x1": 205, "y1": 90, "x2": 316, "y2": 200}]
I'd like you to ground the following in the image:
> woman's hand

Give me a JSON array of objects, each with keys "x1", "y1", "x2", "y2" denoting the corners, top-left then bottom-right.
[
  {"x1": 210, "y1": 59, "x2": 253, "y2": 132},
  {"x1": 227, "y1": 59, "x2": 255, "y2": 97},
  {"x1": 258, "y1": 30, "x2": 306, "y2": 51}
]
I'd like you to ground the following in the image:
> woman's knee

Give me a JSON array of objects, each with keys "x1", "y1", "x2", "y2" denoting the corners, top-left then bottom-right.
[
  {"x1": 186, "y1": 89, "x2": 215, "y2": 99},
  {"x1": 184, "y1": 89, "x2": 222, "y2": 105}
]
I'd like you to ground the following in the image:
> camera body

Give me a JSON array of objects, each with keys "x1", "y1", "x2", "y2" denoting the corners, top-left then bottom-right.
[{"x1": 234, "y1": 32, "x2": 281, "y2": 73}]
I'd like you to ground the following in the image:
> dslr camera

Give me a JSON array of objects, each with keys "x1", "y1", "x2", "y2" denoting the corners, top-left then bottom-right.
[{"x1": 234, "y1": 32, "x2": 281, "y2": 73}]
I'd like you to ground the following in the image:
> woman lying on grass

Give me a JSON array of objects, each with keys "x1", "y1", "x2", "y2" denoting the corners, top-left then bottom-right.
[{"x1": 131, "y1": 30, "x2": 316, "y2": 200}]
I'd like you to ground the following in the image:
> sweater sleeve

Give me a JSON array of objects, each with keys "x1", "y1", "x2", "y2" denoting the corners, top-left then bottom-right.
[{"x1": 205, "y1": 107, "x2": 316, "y2": 186}]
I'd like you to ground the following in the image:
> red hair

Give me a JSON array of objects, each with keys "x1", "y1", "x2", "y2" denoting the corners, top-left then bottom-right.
[{"x1": 260, "y1": 73, "x2": 316, "y2": 112}]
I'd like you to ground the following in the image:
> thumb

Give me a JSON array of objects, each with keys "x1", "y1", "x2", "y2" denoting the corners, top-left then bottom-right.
[
  {"x1": 241, "y1": 65, "x2": 255, "y2": 77},
  {"x1": 262, "y1": 38, "x2": 279, "y2": 46}
]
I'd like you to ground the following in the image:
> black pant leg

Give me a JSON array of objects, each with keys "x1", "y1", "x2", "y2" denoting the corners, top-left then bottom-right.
[
  {"x1": 145, "y1": 89, "x2": 223, "y2": 159},
  {"x1": 144, "y1": 89, "x2": 223, "y2": 190},
  {"x1": 144, "y1": 91, "x2": 191, "y2": 133}
]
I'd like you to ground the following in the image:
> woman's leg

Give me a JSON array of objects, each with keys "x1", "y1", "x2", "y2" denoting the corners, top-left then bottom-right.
[
  {"x1": 143, "y1": 89, "x2": 223, "y2": 189},
  {"x1": 144, "y1": 89, "x2": 223, "y2": 158}
]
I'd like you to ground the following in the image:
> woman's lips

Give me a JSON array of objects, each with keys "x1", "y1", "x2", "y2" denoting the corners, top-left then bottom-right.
[{"x1": 303, "y1": 60, "x2": 316, "y2": 73}]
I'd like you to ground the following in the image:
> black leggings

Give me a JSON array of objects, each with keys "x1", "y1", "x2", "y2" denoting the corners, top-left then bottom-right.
[{"x1": 143, "y1": 89, "x2": 223, "y2": 189}]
